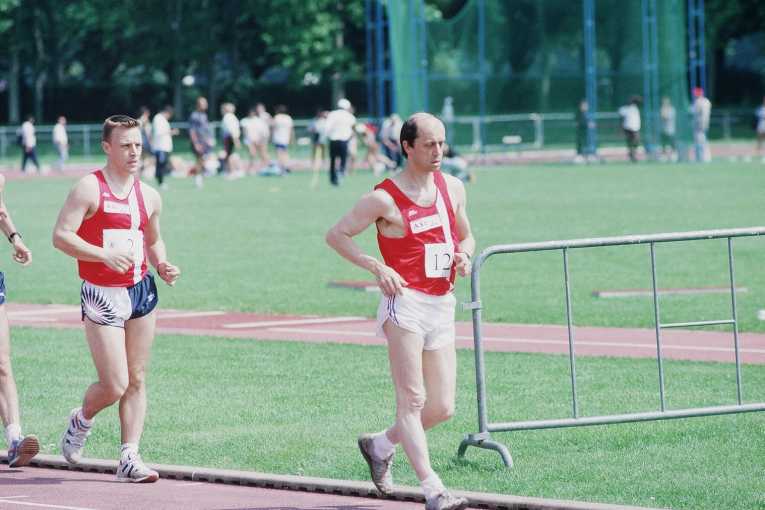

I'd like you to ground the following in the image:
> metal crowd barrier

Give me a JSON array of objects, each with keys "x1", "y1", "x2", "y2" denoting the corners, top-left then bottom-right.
[{"x1": 457, "y1": 227, "x2": 765, "y2": 468}]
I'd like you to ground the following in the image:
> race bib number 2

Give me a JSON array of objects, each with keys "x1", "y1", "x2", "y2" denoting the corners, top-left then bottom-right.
[
  {"x1": 103, "y1": 229, "x2": 144, "y2": 266},
  {"x1": 424, "y1": 243, "x2": 453, "y2": 278}
]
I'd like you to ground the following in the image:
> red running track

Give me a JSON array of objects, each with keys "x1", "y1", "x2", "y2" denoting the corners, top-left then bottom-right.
[
  {"x1": 6, "y1": 303, "x2": 765, "y2": 364},
  {"x1": 0, "y1": 465, "x2": 420, "y2": 510}
]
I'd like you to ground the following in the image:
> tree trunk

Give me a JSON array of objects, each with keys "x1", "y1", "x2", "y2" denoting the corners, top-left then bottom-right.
[
  {"x1": 171, "y1": 0, "x2": 184, "y2": 118},
  {"x1": 33, "y1": 6, "x2": 47, "y2": 122},
  {"x1": 331, "y1": 30, "x2": 345, "y2": 104},
  {"x1": 8, "y1": 43, "x2": 20, "y2": 124}
]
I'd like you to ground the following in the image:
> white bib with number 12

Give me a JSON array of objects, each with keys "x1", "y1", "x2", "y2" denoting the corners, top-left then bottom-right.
[{"x1": 422, "y1": 186, "x2": 454, "y2": 279}]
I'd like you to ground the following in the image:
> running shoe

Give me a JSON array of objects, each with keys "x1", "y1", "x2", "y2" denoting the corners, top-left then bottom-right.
[
  {"x1": 358, "y1": 433, "x2": 394, "y2": 496},
  {"x1": 425, "y1": 490, "x2": 469, "y2": 510},
  {"x1": 116, "y1": 451, "x2": 159, "y2": 483},
  {"x1": 61, "y1": 408, "x2": 91, "y2": 464},
  {"x1": 8, "y1": 435, "x2": 39, "y2": 467}
]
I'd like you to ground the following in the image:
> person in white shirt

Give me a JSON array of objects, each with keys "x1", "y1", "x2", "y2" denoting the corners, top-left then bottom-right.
[
  {"x1": 692, "y1": 87, "x2": 712, "y2": 163},
  {"x1": 380, "y1": 113, "x2": 403, "y2": 169},
  {"x1": 308, "y1": 109, "x2": 329, "y2": 186},
  {"x1": 151, "y1": 106, "x2": 175, "y2": 188},
  {"x1": 660, "y1": 97, "x2": 677, "y2": 162},
  {"x1": 325, "y1": 98, "x2": 357, "y2": 186},
  {"x1": 755, "y1": 96, "x2": 765, "y2": 163},
  {"x1": 53, "y1": 116, "x2": 69, "y2": 171},
  {"x1": 19, "y1": 117, "x2": 39, "y2": 173},
  {"x1": 618, "y1": 96, "x2": 642, "y2": 163},
  {"x1": 271, "y1": 105, "x2": 294, "y2": 172},
  {"x1": 240, "y1": 107, "x2": 270, "y2": 174},
  {"x1": 220, "y1": 102, "x2": 242, "y2": 177}
]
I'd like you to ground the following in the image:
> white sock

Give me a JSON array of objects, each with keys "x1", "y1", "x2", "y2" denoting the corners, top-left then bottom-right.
[
  {"x1": 76, "y1": 409, "x2": 93, "y2": 428},
  {"x1": 120, "y1": 443, "x2": 138, "y2": 460},
  {"x1": 5, "y1": 423, "x2": 21, "y2": 447},
  {"x1": 371, "y1": 430, "x2": 396, "y2": 459},
  {"x1": 421, "y1": 471, "x2": 446, "y2": 501}
]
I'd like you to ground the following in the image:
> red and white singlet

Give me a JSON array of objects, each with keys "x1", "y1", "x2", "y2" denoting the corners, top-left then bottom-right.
[
  {"x1": 375, "y1": 171, "x2": 459, "y2": 296},
  {"x1": 77, "y1": 170, "x2": 149, "y2": 287}
]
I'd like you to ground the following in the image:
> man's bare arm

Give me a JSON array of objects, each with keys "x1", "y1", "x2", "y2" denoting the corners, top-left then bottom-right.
[
  {"x1": 326, "y1": 190, "x2": 408, "y2": 295},
  {"x1": 52, "y1": 176, "x2": 133, "y2": 273}
]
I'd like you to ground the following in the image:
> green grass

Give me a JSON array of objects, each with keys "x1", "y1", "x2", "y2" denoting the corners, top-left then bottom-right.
[
  {"x1": 1, "y1": 160, "x2": 763, "y2": 330},
  {"x1": 12, "y1": 327, "x2": 765, "y2": 510}
]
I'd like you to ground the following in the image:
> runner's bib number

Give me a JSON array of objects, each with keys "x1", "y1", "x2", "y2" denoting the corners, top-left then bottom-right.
[
  {"x1": 425, "y1": 243, "x2": 453, "y2": 278},
  {"x1": 103, "y1": 229, "x2": 144, "y2": 266}
]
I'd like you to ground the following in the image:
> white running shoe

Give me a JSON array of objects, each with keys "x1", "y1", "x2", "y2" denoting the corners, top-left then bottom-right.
[
  {"x1": 116, "y1": 451, "x2": 159, "y2": 483},
  {"x1": 61, "y1": 408, "x2": 91, "y2": 464},
  {"x1": 425, "y1": 490, "x2": 469, "y2": 510}
]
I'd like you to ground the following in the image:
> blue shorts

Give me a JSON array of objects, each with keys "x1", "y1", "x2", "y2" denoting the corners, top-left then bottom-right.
[
  {"x1": 0, "y1": 272, "x2": 6, "y2": 305},
  {"x1": 274, "y1": 143, "x2": 288, "y2": 151},
  {"x1": 81, "y1": 273, "x2": 158, "y2": 328}
]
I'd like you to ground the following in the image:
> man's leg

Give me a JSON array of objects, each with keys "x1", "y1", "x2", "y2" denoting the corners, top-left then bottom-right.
[
  {"x1": 0, "y1": 305, "x2": 20, "y2": 431},
  {"x1": 115, "y1": 311, "x2": 158, "y2": 483},
  {"x1": 382, "y1": 321, "x2": 432, "y2": 481},
  {"x1": 329, "y1": 141, "x2": 339, "y2": 185},
  {"x1": 0, "y1": 304, "x2": 40, "y2": 467},
  {"x1": 420, "y1": 343, "x2": 457, "y2": 431},
  {"x1": 82, "y1": 318, "x2": 129, "y2": 419},
  {"x1": 62, "y1": 318, "x2": 128, "y2": 464},
  {"x1": 119, "y1": 311, "x2": 156, "y2": 445}
]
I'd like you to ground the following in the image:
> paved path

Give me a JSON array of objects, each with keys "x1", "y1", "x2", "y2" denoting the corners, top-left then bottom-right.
[{"x1": 6, "y1": 303, "x2": 765, "y2": 364}]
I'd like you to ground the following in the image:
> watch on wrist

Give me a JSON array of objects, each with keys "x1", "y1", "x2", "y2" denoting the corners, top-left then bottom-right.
[{"x1": 8, "y1": 232, "x2": 21, "y2": 243}]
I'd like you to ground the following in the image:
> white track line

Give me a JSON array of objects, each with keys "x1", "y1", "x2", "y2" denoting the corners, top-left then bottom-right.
[
  {"x1": 158, "y1": 311, "x2": 226, "y2": 319},
  {"x1": 7, "y1": 308, "x2": 77, "y2": 317},
  {"x1": 0, "y1": 498, "x2": 97, "y2": 510},
  {"x1": 173, "y1": 482, "x2": 205, "y2": 487},
  {"x1": 8, "y1": 317, "x2": 58, "y2": 322},
  {"x1": 223, "y1": 316, "x2": 366, "y2": 329},
  {"x1": 267, "y1": 327, "x2": 765, "y2": 355}
]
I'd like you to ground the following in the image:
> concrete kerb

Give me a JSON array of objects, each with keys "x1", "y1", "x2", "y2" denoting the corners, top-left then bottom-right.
[{"x1": 1, "y1": 452, "x2": 664, "y2": 510}]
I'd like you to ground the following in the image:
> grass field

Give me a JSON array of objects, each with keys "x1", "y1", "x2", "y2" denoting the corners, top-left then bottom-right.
[
  {"x1": 3, "y1": 160, "x2": 765, "y2": 509},
  {"x1": 2, "y1": 160, "x2": 764, "y2": 330},
  {"x1": 12, "y1": 327, "x2": 765, "y2": 509}
]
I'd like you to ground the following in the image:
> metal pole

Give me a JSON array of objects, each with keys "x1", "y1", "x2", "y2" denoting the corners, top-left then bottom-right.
[
  {"x1": 687, "y1": 0, "x2": 697, "y2": 95},
  {"x1": 478, "y1": 0, "x2": 487, "y2": 153},
  {"x1": 562, "y1": 248, "x2": 579, "y2": 418},
  {"x1": 365, "y1": 0, "x2": 375, "y2": 119},
  {"x1": 727, "y1": 237, "x2": 743, "y2": 404},
  {"x1": 583, "y1": 0, "x2": 598, "y2": 155},
  {"x1": 418, "y1": 0, "x2": 428, "y2": 112},
  {"x1": 698, "y1": 0, "x2": 706, "y2": 93},
  {"x1": 374, "y1": 0, "x2": 386, "y2": 116},
  {"x1": 650, "y1": 243, "x2": 667, "y2": 412},
  {"x1": 471, "y1": 256, "x2": 490, "y2": 434}
]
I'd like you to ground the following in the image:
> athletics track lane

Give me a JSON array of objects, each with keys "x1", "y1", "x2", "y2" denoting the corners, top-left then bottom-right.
[{"x1": 6, "y1": 303, "x2": 765, "y2": 364}]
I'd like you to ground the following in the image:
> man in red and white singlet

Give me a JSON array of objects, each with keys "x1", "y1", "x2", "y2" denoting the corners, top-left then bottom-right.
[
  {"x1": 327, "y1": 113, "x2": 474, "y2": 510},
  {"x1": 52, "y1": 115, "x2": 180, "y2": 484}
]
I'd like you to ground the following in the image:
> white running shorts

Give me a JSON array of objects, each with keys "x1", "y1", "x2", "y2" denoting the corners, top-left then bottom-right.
[{"x1": 376, "y1": 287, "x2": 456, "y2": 350}]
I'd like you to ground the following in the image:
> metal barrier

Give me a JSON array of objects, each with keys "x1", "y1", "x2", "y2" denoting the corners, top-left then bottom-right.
[{"x1": 457, "y1": 227, "x2": 765, "y2": 468}]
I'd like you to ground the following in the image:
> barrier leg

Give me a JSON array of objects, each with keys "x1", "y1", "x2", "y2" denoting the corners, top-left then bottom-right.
[{"x1": 458, "y1": 433, "x2": 513, "y2": 468}]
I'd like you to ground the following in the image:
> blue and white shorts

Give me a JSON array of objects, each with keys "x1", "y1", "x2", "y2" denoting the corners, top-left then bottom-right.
[
  {"x1": 0, "y1": 272, "x2": 6, "y2": 305},
  {"x1": 80, "y1": 273, "x2": 158, "y2": 328},
  {"x1": 376, "y1": 287, "x2": 456, "y2": 351}
]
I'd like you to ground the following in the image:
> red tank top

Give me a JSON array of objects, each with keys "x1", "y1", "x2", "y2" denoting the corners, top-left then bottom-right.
[
  {"x1": 375, "y1": 171, "x2": 459, "y2": 296},
  {"x1": 77, "y1": 170, "x2": 149, "y2": 287}
]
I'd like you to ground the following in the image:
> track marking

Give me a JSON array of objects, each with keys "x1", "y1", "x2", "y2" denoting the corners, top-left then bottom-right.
[
  {"x1": 158, "y1": 311, "x2": 226, "y2": 319},
  {"x1": 173, "y1": 482, "x2": 205, "y2": 487},
  {"x1": 7, "y1": 308, "x2": 77, "y2": 317},
  {"x1": 0, "y1": 498, "x2": 97, "y2": 510},
  {"x1": 267, "y1": 327, "x2": 765, "y2": 355},
  {"x1": 8, "y1": 317, "x2": 58, "y2": 322},
  {"x1": 223, "y1": 316, "x2": 366, "y2": 329}
]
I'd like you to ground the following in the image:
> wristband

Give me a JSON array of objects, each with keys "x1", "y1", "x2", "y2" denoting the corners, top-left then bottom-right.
[{"x1": 8, "y1": 232, "x2": 21, "y2": 243}]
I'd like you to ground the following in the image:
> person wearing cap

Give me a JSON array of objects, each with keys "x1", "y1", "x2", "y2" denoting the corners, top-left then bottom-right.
[
  {"x1": 325, "y1": 98, "x2": 357, "y2": 186},
  {"x1": 692, "y1": 87, "x2": 712, "y2": 163}
]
